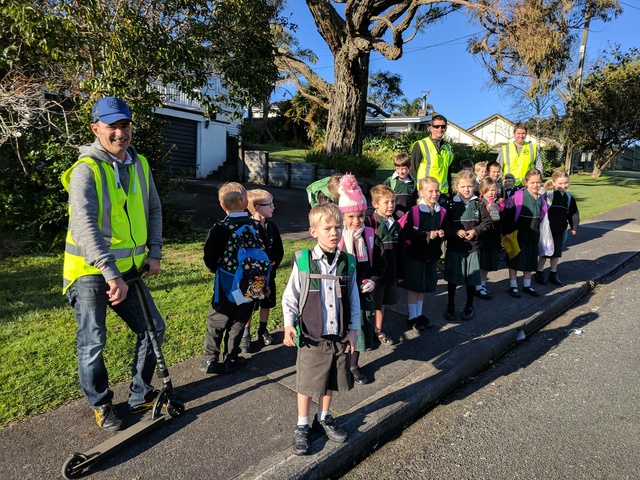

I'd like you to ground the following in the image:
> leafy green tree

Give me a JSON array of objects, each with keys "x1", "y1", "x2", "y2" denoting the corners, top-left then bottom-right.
[
  {"x1": 393, "y1": 97, "x2": 429, "y2": 117},
  {"x1": 0, "y1": 0, "x2": 280, "y2": 248},
  {"x1": 564, "y1": 48, "x2": 640, "y2": 177},
  {"x1": 277, "y1": 1, "x2": 587, "y2": 157},
  {"x1": 367, "y1": 70, "x2": 403, "y2": 117}
]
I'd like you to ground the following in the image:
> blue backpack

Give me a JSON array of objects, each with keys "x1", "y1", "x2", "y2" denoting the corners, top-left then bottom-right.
[{"x1": 214, "y1": 222, "x2": 271, "y2": 305}]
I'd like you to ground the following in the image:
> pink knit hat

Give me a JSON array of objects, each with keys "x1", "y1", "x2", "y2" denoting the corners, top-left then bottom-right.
[{"x1": 338, "y1": 174, "x2": 367, "y2": 213}]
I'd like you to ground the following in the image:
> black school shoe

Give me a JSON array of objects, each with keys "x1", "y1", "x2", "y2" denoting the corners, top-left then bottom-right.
[
  {"x1": 222, "y1": 356, "x2": 247, "y2": 374},
  {"x1": 534, "y1": 271, "x2": 548, "y2": 285},
  {"x1": 474, "y1": 287, "x2": 492, "y2": 300},
  {"x1": 508, "y1": 287, "x2": 522, "y2": 298},
  {"x1": 311, "y1": 414, "x2": 348, "y2": 443},
  {"x1": 522, "y1": 286, "x2": 541, "y2": 297},
  {"x1": 548, "y1": 272, "x2": 563, "y2": 286},
  {"x1": 351, "y1": 366, "x2": 369, "y2": 385},
  {"x1": 292, "y1": 425, "x2": 311, "y2": 456},
  {"x1": 461, "y1": 306, "x2": 475, "y2": 321}
]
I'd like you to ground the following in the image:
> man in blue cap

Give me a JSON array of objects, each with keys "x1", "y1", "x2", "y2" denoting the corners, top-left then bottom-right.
[{"x1": 61, "y1": 97, "x2": 165, "y2": 431}]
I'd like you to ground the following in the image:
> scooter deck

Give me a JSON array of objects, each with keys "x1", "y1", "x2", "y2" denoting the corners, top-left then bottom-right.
[{"x1": 63, "y1": 414, "x2": 165, "y2": 478}]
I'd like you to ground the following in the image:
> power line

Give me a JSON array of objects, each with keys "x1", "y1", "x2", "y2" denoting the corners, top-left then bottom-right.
[{"x1": 620, "y1": 1, "x2": 640, "y2": 11}]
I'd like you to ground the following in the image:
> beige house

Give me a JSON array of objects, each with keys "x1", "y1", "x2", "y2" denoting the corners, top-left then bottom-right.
[{"x1": 467, "y1": 113, "x2": 553, "y2": 150}]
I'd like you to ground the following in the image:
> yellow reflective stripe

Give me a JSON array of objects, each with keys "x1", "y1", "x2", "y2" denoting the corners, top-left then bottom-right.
[{"x1": 134, "y1": 160, "x2": 149, "y2": 225}]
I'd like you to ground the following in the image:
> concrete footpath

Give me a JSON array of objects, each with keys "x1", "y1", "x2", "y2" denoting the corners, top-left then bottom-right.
[{"x1": 1, "y1": 185, "x2": 639, "y2": 479}]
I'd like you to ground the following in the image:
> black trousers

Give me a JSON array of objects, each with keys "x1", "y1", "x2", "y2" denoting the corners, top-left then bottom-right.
[{"x1": 203, "y1": 298, "x2": 255, "y2": 361}]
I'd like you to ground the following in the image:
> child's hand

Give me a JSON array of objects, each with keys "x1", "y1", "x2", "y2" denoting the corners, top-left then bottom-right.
[
  {"x1": 360, "y1": 279, "x2": 375, "y2": 293},
  {"x1": 341, "y1": 329, "x2": 358, "y2": 354},
  {"x1": 438, "y1": 229, "x2": 445, "y2": 238},
  {"x1": 571, "y1": 229, "x2": 577, "y2": 236},
  {"x1": 283, "y1": 326, "x2": 298, "y2": 347},
  {"x1": 464, "y1": 229, "x2": 476, "y2": 240},
  {"x1": 457, "y1": 229, "x2": 466, "y2": 238},
  {"x1": 428, "y1": 230, "x2": 438, "y2": 240}
]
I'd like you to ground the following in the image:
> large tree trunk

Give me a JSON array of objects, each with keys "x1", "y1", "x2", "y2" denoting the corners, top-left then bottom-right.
[{"x1": 323, "y1": 47, "x2": 370, "y2": 156}]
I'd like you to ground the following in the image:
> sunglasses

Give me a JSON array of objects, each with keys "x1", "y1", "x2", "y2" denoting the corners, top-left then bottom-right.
[
  {"x1": 431, "y1": 124, "x2": 447, "y2": 129},
  {"x1": 257, "y1": 202, "x2": 274, "y2": 208}
]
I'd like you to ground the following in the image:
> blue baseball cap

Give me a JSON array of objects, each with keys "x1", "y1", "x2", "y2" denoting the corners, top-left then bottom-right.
[{"x1": 91, "y1": 97, "x2": 132, "y2": 124}]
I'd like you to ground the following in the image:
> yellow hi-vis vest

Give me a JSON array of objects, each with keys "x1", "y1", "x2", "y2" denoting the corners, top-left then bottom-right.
[
  {"x1": 61, "y1": 155, "x2": 151, "y2": 293},
  {"x1": 414, "y1": 138, "x2": 454, "y2": 194},
  {"x1": 500, "y1": 142, "x2": 538, "y2": 186}
]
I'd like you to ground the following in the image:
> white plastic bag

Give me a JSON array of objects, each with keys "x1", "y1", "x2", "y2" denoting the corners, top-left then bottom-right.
[{"x1": 538, "y1": 214, "x2": 554, "y2": 257}]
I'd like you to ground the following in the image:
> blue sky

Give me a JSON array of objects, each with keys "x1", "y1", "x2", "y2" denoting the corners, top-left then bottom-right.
[{"x1": 279, "y1": 2, "x2": 639, "y2": 129}]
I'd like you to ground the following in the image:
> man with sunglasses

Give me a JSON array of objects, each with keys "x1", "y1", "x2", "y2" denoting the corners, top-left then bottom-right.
[{"x1": 410, "y1": 114, "x2": 455, "y2": 202}]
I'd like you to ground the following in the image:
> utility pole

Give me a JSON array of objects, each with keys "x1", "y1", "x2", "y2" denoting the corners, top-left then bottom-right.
[{"x1": 566, "y1": 5, "x2": 592, "y2": 173}]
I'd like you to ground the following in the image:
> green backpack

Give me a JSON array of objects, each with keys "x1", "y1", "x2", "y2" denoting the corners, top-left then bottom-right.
[
  {"x1": 306, "y1": 176, "x2": 335, "y2": 207},
  {"x1": 292, "y1": 249, "x2": 356, "y2": 346}
]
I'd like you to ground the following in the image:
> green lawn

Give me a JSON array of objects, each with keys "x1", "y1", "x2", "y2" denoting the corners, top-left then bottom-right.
[
  {"x1": 0, "y1": 171, "x2": 638, "y2": 427},
  {"x1": 248, "y1": 143, "x2": 308, "y2": 163}
]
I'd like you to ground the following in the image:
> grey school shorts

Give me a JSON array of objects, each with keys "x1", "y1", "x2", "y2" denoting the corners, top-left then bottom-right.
[{"x1": 296, "y1": 336, "x2": 353, "y2": 399}]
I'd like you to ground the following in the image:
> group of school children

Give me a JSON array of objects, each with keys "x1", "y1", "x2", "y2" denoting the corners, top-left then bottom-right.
[{"x1": 198, "y1": 153, "x2": 579, "y2": 457}]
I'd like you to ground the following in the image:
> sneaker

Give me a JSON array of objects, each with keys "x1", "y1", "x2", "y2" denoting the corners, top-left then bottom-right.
[
  {"x1": 292, "y1": 424, "x2": 311, "y2": 456},
  {"x1": 548, "y1": 272, "x2": 563, "y2": 286},
  {"x1": 93, "y1": 403, "x2": 123, "y2": 431},
  {"x1": 444, "y1": 306, "x2": 456, "y2": 321},
  {"x1": 240, "y1": 334, "x2": 251, "y2": 354},
  {"x1": 522, "y1": 286, "x2": 541, "y2": 297},
  {"x1": 260, "y1": 330, "x2": 274, "y2": 346},
  {"x1": 129, "y1": 389, "x2": 162, "y2": 413},
  {"x1": 474, "y1": 287, "x2": 492, "y2": 300},
  {"x1": 351, "y1": 366, "x2": 369, "y2": 385},
  {"x1": 199, "y1": 357, "x2": 220, "y2": 374},
  {"x1": 223, "y1": 356, "x2": 247, "y2": 374},
  {"x1": 312, "y1": 414, "x2": 348, "y2": 443},
  {"x1": 461, "y1": 306, "x2": 475, "y2": 321},
  {"x1": 508, "y1": 287, "x2": 522, "y2": 298},
  {"x1": 534, "y1": 271, "x2": 548, "y2": 285}
]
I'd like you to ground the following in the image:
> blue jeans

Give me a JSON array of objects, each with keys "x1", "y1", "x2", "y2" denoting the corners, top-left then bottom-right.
[{"x1": 66, "y1": 273, "x2": 165, "y2": 408}]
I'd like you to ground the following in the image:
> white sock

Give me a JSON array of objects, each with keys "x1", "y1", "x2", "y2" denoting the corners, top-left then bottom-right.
[
  {"x1": 510, "y1": 280, "x2": 518, "y2": 288},
  {"x1": 416, "y1": 301, "x2": 423, "y2": 316},
  {"x1": 317, "y1": 410, "x2": 329, "y2": 422},
  {"x1": 408, "y1": 304, "x2": 417, "y2": 319},
  {"x1": 481, "y1": 280, "x2": 486, "y2": 287},
  {"x1": 243, "y1": 327, "x2": 250, "y2": 336},
  {"x1": 523, "y1": 278, "x2": 531, "y2": 288},
  {"x1": 476, "y1": 284, "x2": 483, "y2": 291},
  {"x1": 297, "y1": 416, "x2": 309, "y2": 426}
]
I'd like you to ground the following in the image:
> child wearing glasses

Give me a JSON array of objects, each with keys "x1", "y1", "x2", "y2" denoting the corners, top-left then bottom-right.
[{"x1": 240, "y1": 189, "x2": 284, "y2": 353}]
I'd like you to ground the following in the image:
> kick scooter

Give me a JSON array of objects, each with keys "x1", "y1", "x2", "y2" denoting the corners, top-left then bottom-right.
[{"x1": 62, "y1": 267, "x2": 185, "y2": 479}]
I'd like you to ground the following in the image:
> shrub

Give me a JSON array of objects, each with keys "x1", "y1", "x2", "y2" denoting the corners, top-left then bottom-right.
[{"x1": 304, "y1": 150, "x2": 381, "y2": 179}]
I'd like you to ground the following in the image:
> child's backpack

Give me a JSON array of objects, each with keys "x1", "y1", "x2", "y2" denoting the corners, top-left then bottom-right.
[
  {"x1": 214, "y1": 222, "x2": 271, "y2": 305},
  {"x1": 306, "y1": 176, "x2": 335, "y2": 207},
  {"x1": 397, "y1": 205, "x2": 446, "y2": 247},
  {"x1": 293, "y1": 249, "x2": 356, "y2": 345}
]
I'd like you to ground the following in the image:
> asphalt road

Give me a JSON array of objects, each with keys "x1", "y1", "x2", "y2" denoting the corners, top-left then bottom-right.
[{"x1": 340, "y1": 256, "x2": 640, "y2": 480}]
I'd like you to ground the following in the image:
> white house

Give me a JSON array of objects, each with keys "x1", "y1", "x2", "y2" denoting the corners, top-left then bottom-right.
[
  {"x1": 364, "y1": 115, "x2": 432, "y2": 135},
  {"x1": 152, "y1": 80, "x2": 241, "y2": 179}
]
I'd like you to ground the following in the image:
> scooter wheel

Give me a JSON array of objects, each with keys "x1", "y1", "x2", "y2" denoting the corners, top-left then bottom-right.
[
  {"x1": 62, "y1": 453, "x2": 87, "y2": 479},
  {"x1": 167, "y1": 399, "x2": 185, "y2": 417}
]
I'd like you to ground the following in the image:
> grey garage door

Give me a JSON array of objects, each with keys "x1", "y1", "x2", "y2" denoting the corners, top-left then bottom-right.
[{"x1": 159, "y1": 115, "x2": 197, "y2": 176}]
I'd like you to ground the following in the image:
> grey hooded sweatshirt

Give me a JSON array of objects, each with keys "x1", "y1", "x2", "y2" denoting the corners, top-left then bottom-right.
[{"x1": 67, "y1": 138, "x2": 163, "y2": 283}]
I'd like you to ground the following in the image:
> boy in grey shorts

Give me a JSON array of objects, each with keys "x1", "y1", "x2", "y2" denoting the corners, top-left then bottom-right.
[{"x1": 282, "y1": 203, "x2": 360, "y2": 456}]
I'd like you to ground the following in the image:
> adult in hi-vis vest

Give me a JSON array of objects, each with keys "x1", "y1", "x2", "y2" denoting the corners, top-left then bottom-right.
[
  {"x1": 410, "y1": 114, "x2": 454, "y2": 203},
  {"x1": 497, "y1": 122, "x2": 543, "y2": 187},
  {"x1": 62, "y1": 97, "x2": 164, "y2": 432}
]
